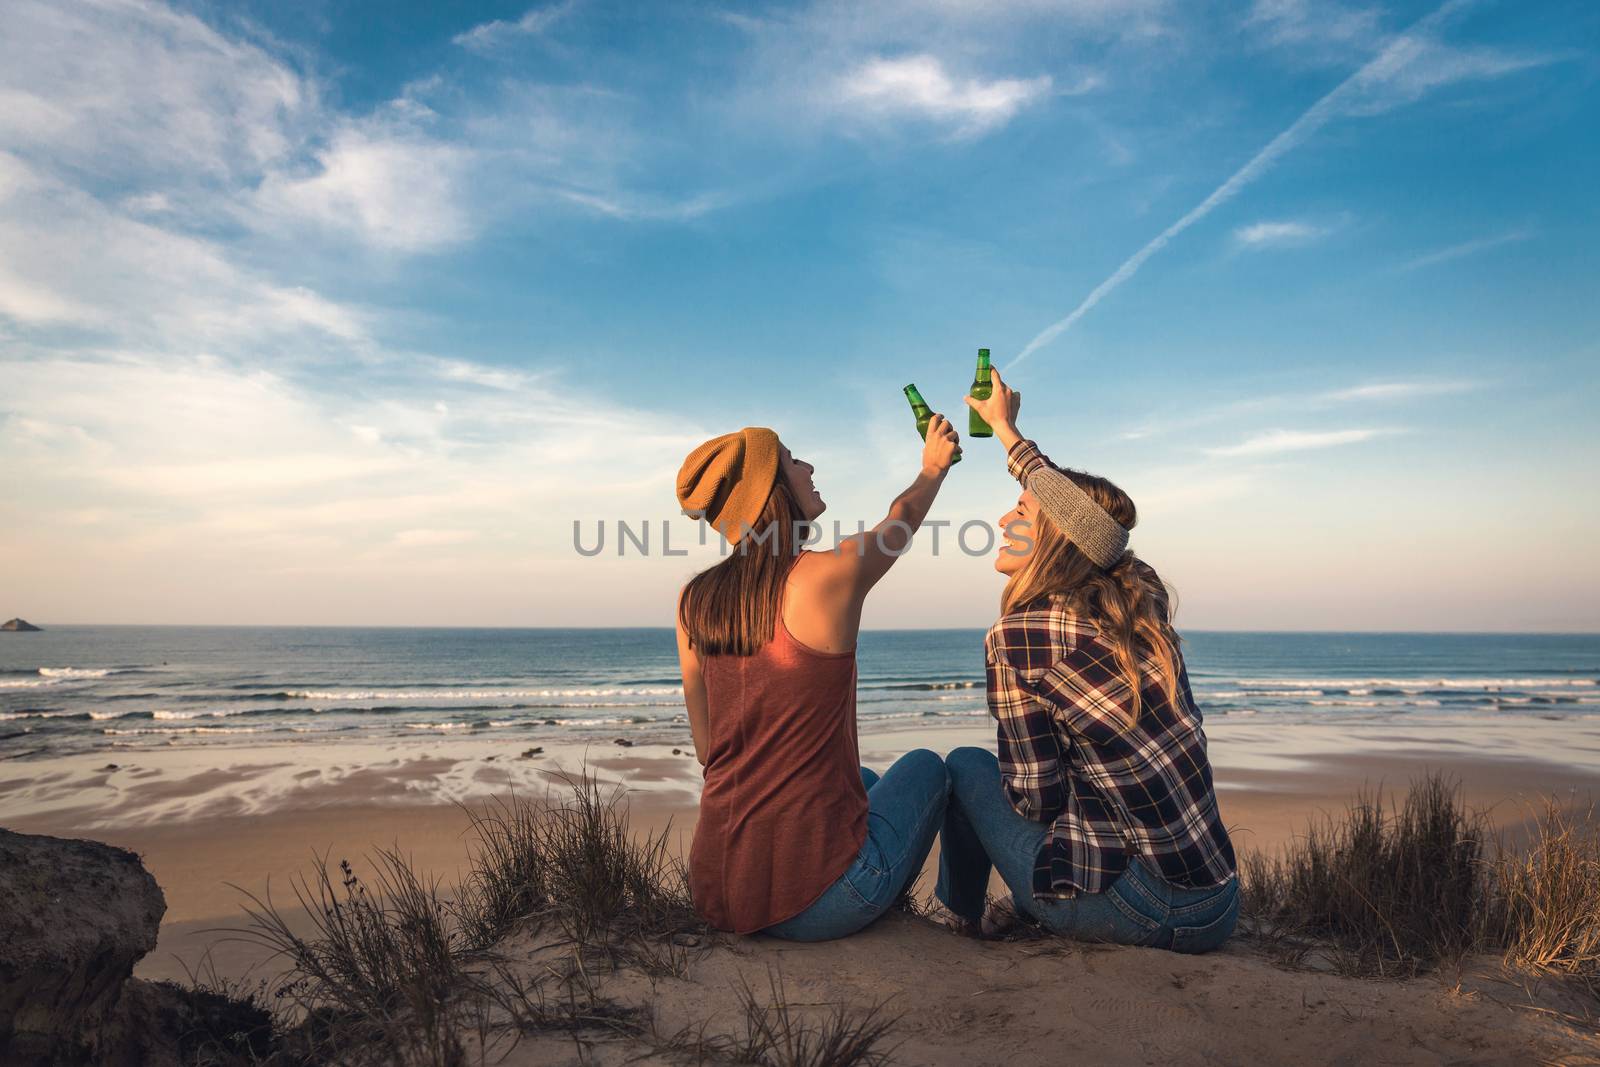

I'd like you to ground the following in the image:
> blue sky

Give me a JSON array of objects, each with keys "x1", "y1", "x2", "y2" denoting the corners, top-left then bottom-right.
[{"x1": 1, "y1": 0, "x2": 1595, "y2": 630}]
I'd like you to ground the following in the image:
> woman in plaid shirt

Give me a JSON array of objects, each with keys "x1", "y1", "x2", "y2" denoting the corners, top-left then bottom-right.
[{"x1": 934, "y1": 369, "x2": 1238, "y2": 954}]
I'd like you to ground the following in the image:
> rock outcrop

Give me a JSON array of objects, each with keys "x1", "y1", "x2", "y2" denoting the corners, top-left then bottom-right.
[
  {"x1": 0, "y1": 830, "x2": 159, "y2": 1063},
  {"x1": 0, "y1": 830, "x2": 276, "y2": 1065},
  {"x1": 1, "y1": 618, "x2": 42, "y2": 631},
  {"x1": 0, "y1": 830, "x2": 275, "y2": 1065},
  {"x1": 3, "y1": 831, "x2": 243, "y2": 1062}
]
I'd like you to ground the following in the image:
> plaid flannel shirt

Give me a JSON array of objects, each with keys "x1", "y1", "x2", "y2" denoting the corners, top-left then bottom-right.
[{"x1": 989, "y1": 439, "x2": 1237, "y2": 899}]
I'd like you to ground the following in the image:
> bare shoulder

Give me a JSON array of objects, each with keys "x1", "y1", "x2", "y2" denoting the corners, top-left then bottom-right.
[
  {"x1": 787, "y1": 547, "x2": 857, "y2": 589},
  {"x1": 782, "y1": 551, "x2": 861, "y2": 652}
]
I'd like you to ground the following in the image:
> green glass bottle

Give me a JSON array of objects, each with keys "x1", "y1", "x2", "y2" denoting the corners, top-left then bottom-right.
[
  {"x1": 968, "y1": 349, "x2": 993, "y2": 438},
  {"x1": 904, "y1": 383, "x2": 959, "y2": 463}
]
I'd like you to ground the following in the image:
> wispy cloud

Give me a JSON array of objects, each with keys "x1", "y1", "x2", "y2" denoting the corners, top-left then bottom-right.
[
  {"x1": 252, "y1": 127, "x2": 475, "y2": 253},
  {"x1": 1233, "y1": 218, "x2": 1331, "y2": 248},
  {"x1": 1247, "y1": 0, "x2": 1380, "y2": 52},
  {"x1": 834, "y1": 55, "x2": 1053, "y2": 138},
  {"x1": 453, "y1": 1, "x2": 576, "y2": 51},
  {"x1": 553, "y1": 187, "x2": 736, "y2": 222},
  {"x1": 1322, "y1": 380, "x2": 1476, "y2": 401},
  {"x1": 0, "y1": 0, "x2": 310, "y2": 186},
  {"x1": 1400, "y1": 228, "x2": 1533, "y2": 271},
  {"x1": 1, "y1": 0, "x2": 748, "y2": 267},
  {"x1": 0, "y1": 151, "x2": 368, "y2": 349},
  {"x1": 0, "y1": 350, "x2": 706, "y2": 558},
  {"x1": 1204, "y1": 427, "x2": 1399, "y2": 458},
  {"x1": 722, "y1": 1, "x2": 1122, "y2": 145},
  {"x1": 1010, "y1": 0, "x2": 1553, "y2": 367},
  {"x1": 1118, "y1": 377, "x2": 1476, "y2": 442}
]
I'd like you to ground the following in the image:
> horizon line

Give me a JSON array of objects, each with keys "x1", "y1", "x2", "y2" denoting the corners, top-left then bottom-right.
[{"x1": 7, "y1": 623, "x2": 1599, "y2": 637}]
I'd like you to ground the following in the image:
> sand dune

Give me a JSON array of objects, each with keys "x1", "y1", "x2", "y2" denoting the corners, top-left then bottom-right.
[{"x1": 4, "y1": 723, "x2": 1598, "y2": 1063}]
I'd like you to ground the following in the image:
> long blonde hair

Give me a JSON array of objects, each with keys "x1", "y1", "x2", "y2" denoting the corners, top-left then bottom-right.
[{"x1": 1002, "y1": 467, "x2": 1183, "y2": 725}]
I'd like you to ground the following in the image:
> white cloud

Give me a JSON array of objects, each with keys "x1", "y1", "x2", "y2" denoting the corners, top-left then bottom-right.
[
  {"x1": 1204, "y1": 428, "x2": 1398, "y2": 458},
  {"x1": 1400, "y1": 229, "x2": 1533, "y2": 271},
  {"x1": 722, "y1": 1, "x2": 1123, "y2": 145},
  {"x1": 1340, "y1": 38, "x2": 1556, "y2": 115},
  {"x1": 0, "y1": 152, "x2": 367, "y2": 349},
  {"x1": 453, "y1": 1, "x2": 576, "y2": 51},
  {"x1": 0, "y1": 0, "x2": 737, "y2": 272},
  {"x1": 253, "y1": 127, "x2": 474, "y2": 252},
  {"x1": 835, "y1": 54, "x2": 1053, "y2": 137},
  {"x1": 1118, "y1": 377, "x2": 1477, "y2": 443},
  {"x1": 0, "y1": 0, "x2": 479, "y2": 257},
  {"x1": 1322, "y1": 380, "x2": 1475, "y2": 402},
  {"x1": 0, "y1": 0, "x2": 309, "y2": 185},
  {"x1": 1233, "y1": 219, "x2": 1329, "y2": 248},
  {"x1": 1246, "y1": 0, "x2": 1380, "y2": 53},
  {"x1": 553, "y1": 188, "x2": 735, "y2": 222},
  {"x1": 0, "y1": 352, "x2": 706, "y2": 554}
]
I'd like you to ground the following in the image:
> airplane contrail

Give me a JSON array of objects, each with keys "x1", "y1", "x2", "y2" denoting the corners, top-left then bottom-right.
[{"x1": 1008, "y1": 0, "x2": 1468, "y2": 369}]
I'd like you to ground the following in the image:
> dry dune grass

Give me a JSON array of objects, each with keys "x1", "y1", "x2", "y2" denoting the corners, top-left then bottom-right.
[
  {"x1": 1239, "y1": 773, "x2": 1492, "y2": 976},
  {"x1": 1496, "y1": 801, "x2": 1600, "y2": 998},
  {"x1": 1241, "y1": 771, "x2": 1600, "y2": 996}
]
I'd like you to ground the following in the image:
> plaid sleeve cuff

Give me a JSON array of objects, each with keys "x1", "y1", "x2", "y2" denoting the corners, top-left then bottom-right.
[{"x1": 1006, "y1": 438, "x2": 1049, "y2": 484}]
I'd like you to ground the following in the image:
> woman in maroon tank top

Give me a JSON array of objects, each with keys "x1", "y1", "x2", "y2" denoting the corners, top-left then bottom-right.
[{"x1": 674, "y1": 419, "x2": 962, "y2": 939}]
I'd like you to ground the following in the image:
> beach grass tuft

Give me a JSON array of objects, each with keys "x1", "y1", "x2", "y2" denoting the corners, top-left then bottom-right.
[
  {"x1": 1240, "y1": 771, "x2": 1600, "y2": 1005},
  {"x1": 456, "y1": 770, "x2": 707, "y2": 973},
  {"x1": 652, "y1": 966, "x2": 902, "y2": 1067},
  {"x1": 726, "y1": 967, "x2": 902, "y2": 1067},
  {"x1": 1495, "y1": 801, "x2": 1600, "y2": 998},
  {"x1": 1240, "y1": 771, "x2": 1492, "y2": 977},
  {"x1": 216, "y1": 770, "x2": 711, "y2": 1064},
  {"x1": 228, "y1": 850, "x2": 477, "y2": 1065}
]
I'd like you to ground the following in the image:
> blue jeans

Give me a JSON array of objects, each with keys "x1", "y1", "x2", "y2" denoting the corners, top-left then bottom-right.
[
  {"x1": 763, "y1": 749, "x2": 949, "y2": 942},
  {"x1": 935, "y1": 746, "x2": 1238, "y2": 954}
]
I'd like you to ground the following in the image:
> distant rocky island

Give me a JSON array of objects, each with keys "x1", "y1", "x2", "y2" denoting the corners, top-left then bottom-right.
[{"x1": 2, "y1": 618, "x2": 41, "y2": 631}]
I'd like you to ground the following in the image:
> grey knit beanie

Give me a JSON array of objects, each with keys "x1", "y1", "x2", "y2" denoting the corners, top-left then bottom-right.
[{"x1": 1027, "y1": 467, "x2": 1129, "y2": 569}]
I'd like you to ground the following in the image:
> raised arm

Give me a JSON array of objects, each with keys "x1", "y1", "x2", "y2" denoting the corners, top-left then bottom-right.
[
  {"x1": 964, "y1": 367, "x2": 1078, "y2": 505},
  {"x1": 824, "y1": 411, "x2": 961, "y2": 594}
]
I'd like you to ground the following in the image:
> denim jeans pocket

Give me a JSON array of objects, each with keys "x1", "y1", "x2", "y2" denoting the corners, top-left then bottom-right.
[
  {"x1": 1169, "y1": 891, "x2": 1240, "y2": 955},
  {"x1": 842, "y1": 856, "x2": 894, "y2": 911},
  {"x1": 1104, "y1": 883, "x2": 1165, "y2": 946}
]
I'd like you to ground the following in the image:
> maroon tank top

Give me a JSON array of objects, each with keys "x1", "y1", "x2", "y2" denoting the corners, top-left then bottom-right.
[{"x1": 689, "y1": 614, "x2": 867, "y2": 934}]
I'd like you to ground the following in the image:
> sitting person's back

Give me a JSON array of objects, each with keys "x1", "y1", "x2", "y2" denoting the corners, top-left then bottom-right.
[
  {"x1": 674, "y1": 419, "x2": 961, "y2": 941},
  {"x1": 692, "y1": 610, "x2": 865, "y2": 933}
]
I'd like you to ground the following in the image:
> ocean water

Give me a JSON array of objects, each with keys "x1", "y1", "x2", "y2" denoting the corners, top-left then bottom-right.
[{"x1": 1, "y1": 627, "x2": 1597, "y2": 759}]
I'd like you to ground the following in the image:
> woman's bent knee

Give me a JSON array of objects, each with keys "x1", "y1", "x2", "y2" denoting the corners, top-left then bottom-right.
[
  {"x1": 893, "y1": 747, "x2": 947, "y2": 779},
  {"x1": 945, "y1": 745, "x2": 998, "y2": 781}
]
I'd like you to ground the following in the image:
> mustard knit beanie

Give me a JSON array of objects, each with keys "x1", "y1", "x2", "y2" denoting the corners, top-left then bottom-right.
[{"x1": 676, "y1": 427, "x2": 782, "y2": 543}]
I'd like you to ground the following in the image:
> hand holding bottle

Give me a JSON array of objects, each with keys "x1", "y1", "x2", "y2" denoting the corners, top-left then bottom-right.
[
  {"x1": 964, "y1": 367, "x2": 1021, "y2": 449},
  {"x1": 921, "y1": 413, "x2": 962, "y2": 475}
]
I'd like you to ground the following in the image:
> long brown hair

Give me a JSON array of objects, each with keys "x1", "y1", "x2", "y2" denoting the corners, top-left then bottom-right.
[
  {"x1": 678, "y1": 478, "x2": 809, "y2": 657},
  {"x1": 1002, "y1": 467, "x2": 1183, "y2": 725}
]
